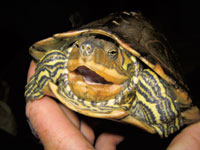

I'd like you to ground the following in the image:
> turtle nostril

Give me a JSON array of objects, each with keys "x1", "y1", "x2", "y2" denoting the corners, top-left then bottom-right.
[
  {"x1": 81, "y1": 44, "x2": 91, "y2": 51},
  {"x1": 86, "y1": 45, "x2": 91, "y2": 51},
  {"x1": 81, "y1": 45, "x2": 85, "y2": 51},
  {"x1": 80, "y1": 43, "x2": 93, "y2": 56}
]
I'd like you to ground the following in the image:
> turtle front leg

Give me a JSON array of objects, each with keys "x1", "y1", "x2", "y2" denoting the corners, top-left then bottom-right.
[
  {"x1": 25, "y1": 50, "x2": 68, "y2": 101},
  {"x1": 130, "y1": 69, "x2": 183, "y2": 137}
]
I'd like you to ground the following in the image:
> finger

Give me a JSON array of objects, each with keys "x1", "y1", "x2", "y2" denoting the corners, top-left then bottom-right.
[
  {"x1": 26, "y1": 97, "x2": 94, "y2": 150},
  {"x1": 59, "y1": 104, "x2": 80, "y2": 128},
  {"x1": 27, "y1": 61, "x2": 36, "y2": 82},
  {"x1": 167, "y1": 122, "x2": 200, "y2": 150},
  {"x1": 95, "y1": 133, "x2": 124, "y2": 150},
  {"x1": 80, "y1": 120, "x2": 95, "y2": 145},
  {"x1": 60, "y1": 105, "x2": 95, "y2": 145}
]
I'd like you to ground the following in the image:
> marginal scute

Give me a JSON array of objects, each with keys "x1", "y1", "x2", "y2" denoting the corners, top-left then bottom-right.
[
  {"x1": 154, "y1": 64, "x2": 176, "y2": 85},
  {"x1": 181, "y1": 106, "x2": 200, "y2": 124}
]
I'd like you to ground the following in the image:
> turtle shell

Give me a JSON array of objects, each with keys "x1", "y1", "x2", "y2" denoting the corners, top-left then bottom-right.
[{"x1": 30, "y1": 12, "x2": 189, "y2": 102}]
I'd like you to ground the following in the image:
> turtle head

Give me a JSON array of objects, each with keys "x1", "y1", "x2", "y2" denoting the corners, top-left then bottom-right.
[{"x1": 67, "y1": 36, "x2": 131, "y2": 101}]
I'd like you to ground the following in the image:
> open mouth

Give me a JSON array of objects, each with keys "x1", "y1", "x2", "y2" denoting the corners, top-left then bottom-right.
[
  {"x1": 68, "y1": 65, "x2": 122, "y2": 101},
  {"x1": 75, "y1": 66, "x2": 113, "y2": 85}
]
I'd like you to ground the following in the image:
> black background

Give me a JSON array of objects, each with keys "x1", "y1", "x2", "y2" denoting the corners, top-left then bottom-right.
[{"x1": 1, "y1": 0, "x2": 200, "y2": 149}]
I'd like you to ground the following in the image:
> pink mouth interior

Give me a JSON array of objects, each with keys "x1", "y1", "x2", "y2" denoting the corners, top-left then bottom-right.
[{"x1": 75, "y1": 66, "x2": 112, "y2": 84}]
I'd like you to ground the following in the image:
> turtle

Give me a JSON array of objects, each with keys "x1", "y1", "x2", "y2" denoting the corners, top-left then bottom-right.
[{"x1": 25, "y1": 11, "x2": 200, "y2": 137}]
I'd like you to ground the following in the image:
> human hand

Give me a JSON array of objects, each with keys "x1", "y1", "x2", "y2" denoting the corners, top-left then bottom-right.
[
  {"x1": 25, "y1": 61, "x2": 124, "y2": 150},
  {"x1": 167, "y1": 122, "x2": 200, "y2": 150}
]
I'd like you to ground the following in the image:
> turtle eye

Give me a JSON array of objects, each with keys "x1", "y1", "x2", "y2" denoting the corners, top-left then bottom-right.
[{"x1": 107, "y1": 49, "x2": 118, "y2": 58}]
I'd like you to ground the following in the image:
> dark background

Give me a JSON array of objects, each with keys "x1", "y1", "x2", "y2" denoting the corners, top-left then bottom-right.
[{"x1": 1, "y1": 0, "x2": 200, "y2": 149}]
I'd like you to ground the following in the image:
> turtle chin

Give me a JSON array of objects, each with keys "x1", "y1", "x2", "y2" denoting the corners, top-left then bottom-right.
[{"x1": 68, "y1": 66, "x2": 122, "y2": 101}]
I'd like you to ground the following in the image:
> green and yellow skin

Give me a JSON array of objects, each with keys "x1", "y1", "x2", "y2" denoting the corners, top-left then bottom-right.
[{"x1": 25, "y1": 36, "x2": 183, "y2": 137}]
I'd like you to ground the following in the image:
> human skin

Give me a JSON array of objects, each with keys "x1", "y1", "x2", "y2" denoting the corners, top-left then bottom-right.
[
  {"x1": 26, "y1": 61, "x2": 200, "y2": 150},
  {"x1": 167, "y1": 122, "x2": 200, "y2": 150}
]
